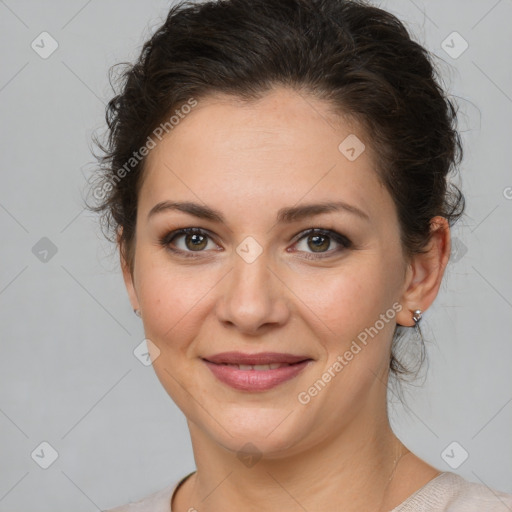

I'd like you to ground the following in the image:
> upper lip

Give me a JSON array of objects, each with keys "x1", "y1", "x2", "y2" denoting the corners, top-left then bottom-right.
[{"x1": 203, "y1": 352, "x2": 312, "y2": 365}]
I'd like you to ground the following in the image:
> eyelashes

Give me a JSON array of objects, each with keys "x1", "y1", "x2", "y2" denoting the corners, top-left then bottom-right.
[
  {"x1": 158, "y1": 227, "x2": 352, "y2": 260},
  {"x1": 291, "y1": 228, "x2": 352, "y2": 260},
  {"x1": 159, "y1": 228, "x2": 219, "y2": 258}
]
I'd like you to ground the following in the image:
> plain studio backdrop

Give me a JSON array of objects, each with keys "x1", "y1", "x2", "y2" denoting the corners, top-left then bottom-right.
[{"x1": 0, "y1": 0, "x2": 511, "y2": 510}]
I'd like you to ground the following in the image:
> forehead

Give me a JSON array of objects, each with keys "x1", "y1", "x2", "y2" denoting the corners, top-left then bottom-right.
[{"x1": 139, "y1": 87, "x2": 390, "y2": 224}]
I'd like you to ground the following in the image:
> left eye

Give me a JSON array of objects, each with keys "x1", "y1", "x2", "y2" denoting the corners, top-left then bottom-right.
[{"x1": 292, "y1": 229, "x2": 351, "y2": 257}]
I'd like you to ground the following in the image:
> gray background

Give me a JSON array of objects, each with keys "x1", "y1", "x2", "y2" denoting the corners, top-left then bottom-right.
[{"x1": 0, "y1": 0, "x2": 511, "y2": 510}]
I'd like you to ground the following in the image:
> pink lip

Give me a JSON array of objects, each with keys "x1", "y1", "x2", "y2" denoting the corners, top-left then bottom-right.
[
  {"x1": 203, "y1": 352, "x2": 313, "y2": 391},
  {"x1": 204, "y1": 351, "x2": 310, "y2": 365}
]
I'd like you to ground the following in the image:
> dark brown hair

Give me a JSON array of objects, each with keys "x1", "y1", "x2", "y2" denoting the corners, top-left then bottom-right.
[{"x1": 89, "y1": 0, "x2": 465, "y2": 381}]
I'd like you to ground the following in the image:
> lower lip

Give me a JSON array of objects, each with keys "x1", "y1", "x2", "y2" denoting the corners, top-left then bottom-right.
[{"x1": 204, "y1": 360, "x2": 311, "y2": 391}]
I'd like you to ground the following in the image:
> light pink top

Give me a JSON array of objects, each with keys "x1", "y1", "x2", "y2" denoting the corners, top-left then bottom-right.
[{"x1": 103, "y1": 471, "x2": 512, "y2": 511}]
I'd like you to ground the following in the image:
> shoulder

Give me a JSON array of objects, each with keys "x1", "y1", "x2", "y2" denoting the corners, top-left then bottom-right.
[
  {"x1": 394, "y1": 472, "x2": 512, "y2": 512},
  {"x1": 101, "y1": 481, "x2": 177, "y2": 512}
]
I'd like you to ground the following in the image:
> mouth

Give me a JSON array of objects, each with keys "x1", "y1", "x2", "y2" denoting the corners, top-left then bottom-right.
[
  {"x1": 210, "y1": 362, "x2": 297, "y2": 370},
  {"x1": 202, "y1": 352, "x2": 313, "y2": 391}
]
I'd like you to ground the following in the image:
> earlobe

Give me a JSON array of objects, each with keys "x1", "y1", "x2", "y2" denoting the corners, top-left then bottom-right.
[{"x1": 395, "y1": 216, "x2": 451, "y2": 327}]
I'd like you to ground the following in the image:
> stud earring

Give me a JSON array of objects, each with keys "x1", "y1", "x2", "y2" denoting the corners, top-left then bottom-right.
[
  {"x1": 134, "y1": 309, "x2": 141, "y2": 318},
  {"x1": 412, "y1": 309, "x2": 422, "y2": 324}
]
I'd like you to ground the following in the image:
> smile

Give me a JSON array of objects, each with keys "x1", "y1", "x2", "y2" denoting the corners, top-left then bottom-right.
[{"x1": 202, "y1": 352, "x2": 313, "y2": 391}]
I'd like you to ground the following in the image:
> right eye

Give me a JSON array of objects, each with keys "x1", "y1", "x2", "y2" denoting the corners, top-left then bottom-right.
[{"x1": 159, "y1": 228, "x2": 221, "y2": 258}]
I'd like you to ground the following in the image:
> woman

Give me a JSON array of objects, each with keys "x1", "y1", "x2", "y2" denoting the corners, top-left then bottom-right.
[{"x1": 91, "y1": 0, "x2": 512, "y2": 510}]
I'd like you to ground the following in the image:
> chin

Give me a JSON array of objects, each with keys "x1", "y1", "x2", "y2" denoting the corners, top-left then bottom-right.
[{"x1": 193, "y1": 404, "x2": 315, "y2": 459}]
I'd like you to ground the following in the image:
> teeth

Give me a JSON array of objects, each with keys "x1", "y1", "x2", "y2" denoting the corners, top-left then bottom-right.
[
  {"x1": 233, "y1": 363, "x2": 291, "y2": 371},
  {"x1": 253, "y1": 364, "x2": 271, "y2": 371}
]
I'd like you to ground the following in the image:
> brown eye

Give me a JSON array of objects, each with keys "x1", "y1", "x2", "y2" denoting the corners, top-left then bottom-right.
[
  {"x1": 293, "y1": 228, "x2": 351, "y2": 259},
  {"x1": 160, "y1": 228, "x2": 218, "y2": 257},
  {"x1": 183, "y1": 232, "x2": 208, "y2": 251},
  {"x1": 306, "y1": 234, "x2": 331, "y2": 252}
]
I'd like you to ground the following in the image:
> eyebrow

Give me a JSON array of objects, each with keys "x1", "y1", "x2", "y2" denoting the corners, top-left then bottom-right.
[{"x1": 147, "y1": 200, "x2": 370, "y2": 223}]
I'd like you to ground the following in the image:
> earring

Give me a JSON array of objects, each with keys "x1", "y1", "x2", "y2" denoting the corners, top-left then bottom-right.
[
  {"x1": 412, "y1": 309, "x2": 422, "y2": 324},
  {"x1": 134, "y1": 309, "x2": 142, "y2": 318}
]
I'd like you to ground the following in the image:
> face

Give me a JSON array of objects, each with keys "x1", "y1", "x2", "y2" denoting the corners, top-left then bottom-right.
[{"x1": 123, "y1": 86, "x2": 412, "y2": 457}]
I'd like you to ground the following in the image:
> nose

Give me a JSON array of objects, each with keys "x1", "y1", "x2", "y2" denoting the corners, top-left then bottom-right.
[{"x1": 215, "y1": 248, "x2": 290, "y2": 336}]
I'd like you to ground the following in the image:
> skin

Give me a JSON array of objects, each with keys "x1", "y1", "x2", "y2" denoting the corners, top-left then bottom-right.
[{"x1": 120, "y1": 86, "x2": 451, "y2": 511}]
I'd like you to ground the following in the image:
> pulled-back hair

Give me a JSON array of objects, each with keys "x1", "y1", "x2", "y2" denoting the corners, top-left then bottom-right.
[{"x1": 89, "y1": 0, "x2": 465, "y2": 380}]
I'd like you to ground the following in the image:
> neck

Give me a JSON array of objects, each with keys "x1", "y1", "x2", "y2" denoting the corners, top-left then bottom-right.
[{"x1": 177, "y1": 410, "x2": 410, "y2": 511}]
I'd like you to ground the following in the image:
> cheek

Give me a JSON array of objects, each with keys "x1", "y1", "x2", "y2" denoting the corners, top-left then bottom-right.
[
  {"x1": 138, "y1": 276, "x2": 178, "y2": 340},
  {"x1": 288, "y1": 257, "x2": 399, "y2": 342},
  {"x1": 134, "y1": 258, "x2": 214, "y2": 405},
  {"x1": 135, "y1": 253, "x2": 222, "y2": 349}
]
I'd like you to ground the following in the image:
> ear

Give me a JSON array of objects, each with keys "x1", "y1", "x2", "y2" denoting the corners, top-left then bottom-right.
[
  {"x1": 395, "y1": 216, "x2": 451, "y2": 327},
  {"x1": 118, "y1": 228, "x2": 140, "y2": 312}
]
